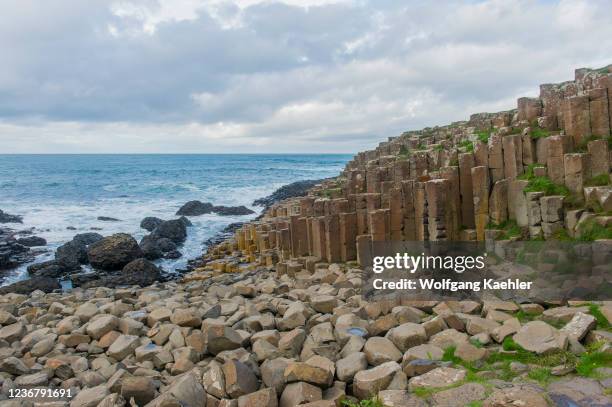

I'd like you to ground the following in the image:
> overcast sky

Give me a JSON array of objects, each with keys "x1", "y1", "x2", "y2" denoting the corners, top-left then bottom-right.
[{"x1": 1, "y1": 0, "x2": 611, "y2": 154}]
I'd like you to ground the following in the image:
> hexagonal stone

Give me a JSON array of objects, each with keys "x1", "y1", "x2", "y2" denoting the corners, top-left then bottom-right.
[
  {"x1": 385, "y1": 323, "x2": 427, "y2": 352},
  {"x1": 280, "y1": 382, "x2": 322, "y2": 407},
  {"x1": 513, "y1": 321, "x2": 567, "y2": 354},
  {"x1": 408, "y1": 367, "x2": 466, "y2": 391},
  {"x1": 364, "y1": 337, "x2": 402, "y2": 366},
  {"x1": 353, "y1": 361, "x2": 401, "y2": 399}
]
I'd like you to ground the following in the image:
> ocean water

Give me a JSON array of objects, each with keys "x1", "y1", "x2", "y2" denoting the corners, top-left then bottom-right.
[{"x1": 0, "y1": 154, "x2": 350, "y2": 284}]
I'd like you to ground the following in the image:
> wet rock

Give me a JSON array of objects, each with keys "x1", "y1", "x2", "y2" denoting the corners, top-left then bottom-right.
[
  {"x1": 140, "y1": 217, "x2": 164, "y2": 232},
  {"x1": 212, "y1": 205, "x2": 255, "y2": 216},
  {"x1": 0, "y1": 276, "x2": 60, "y2": 294},
  {"x1": 151, "y1": 219, "x2": 187, "y2": 244},
  {"x1": 16, "y1": 236, "x2": 46, "y2": 246},
  {"x1": 88, "y1": 233, "x2": 143, "y2": 270},
  {"x1": 0, "y1": 210, "x2": 22, "y2": 224},
  {"x1": 121, "y1": 258, "x2": 161, "y2": 286},
  {"x1": 176, "y1": 201, "x2": 214, "y2": 216},
  {"x1": 27, "y1": 260, "x2": 63, "y2": 278}
]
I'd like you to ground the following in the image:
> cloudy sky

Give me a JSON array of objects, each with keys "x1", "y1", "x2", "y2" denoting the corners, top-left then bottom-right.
[{"x1": 1, "y1": 0, "x2": 611, "y2": 153}]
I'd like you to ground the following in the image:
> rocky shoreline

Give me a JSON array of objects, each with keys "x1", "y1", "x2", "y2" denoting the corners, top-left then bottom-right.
[{"x1": 0, "y1": 179, "x2": 329, "y2": 292}]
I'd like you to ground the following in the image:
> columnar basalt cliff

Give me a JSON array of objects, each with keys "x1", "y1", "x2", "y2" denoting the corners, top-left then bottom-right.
[{"x1": 208, "y1": 66, "x2": 612, "y2": 273}]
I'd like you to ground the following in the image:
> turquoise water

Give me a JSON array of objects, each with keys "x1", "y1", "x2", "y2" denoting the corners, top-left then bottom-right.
[{"x1": 0, "y1": 154, "x2": 350, "y2": 283}]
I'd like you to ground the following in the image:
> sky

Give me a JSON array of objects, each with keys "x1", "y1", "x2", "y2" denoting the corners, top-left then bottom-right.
[{"x1": 0, "y1": 0, "x2": 611, "y2": 154}]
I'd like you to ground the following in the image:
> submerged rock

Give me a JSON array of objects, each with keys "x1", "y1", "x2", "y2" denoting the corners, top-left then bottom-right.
[
  {"x1": 97, "y1": 216, "x2": 120, "y2": 222},
  {"x1": 16, "y1": 236, "x2": 47, "y2": 247}
]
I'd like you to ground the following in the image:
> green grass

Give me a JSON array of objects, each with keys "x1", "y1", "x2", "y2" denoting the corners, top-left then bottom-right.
[
  {"x1": 487, "y1": 220, "x2": 522, "y2": 240},
  {"x1": 575, "y1": 342, "x2": 612, "y2": 377},
  {"x1": 459, "y1": 140, "x2": 474, "y2": 152},
  {"x1": 518, "y1": 163, "x2": 545, "y2": 181},
  {"x1": 466, "y1": 402, "x2": 483, "y2": 407},
  {"x1": 341, "y1": 397, "x2": 385, "y2": 407},
  {"x1": 524, "y1": 176, "x2": 570, "y2": 196},
  {"x1": 576, "y1": 218, "x2": 612, "y2": 241},
  {"x1": 584, "y1": 173, "x2": 611, "y2": 187},
  {"x1": 588, "y1": 304, "x2": 612, "y2": 330},
  {"x1": 398, "y1": 144, "x2": 410, "y2": 158},
  {"x1": 527, "y1": 367, "x2": 553, "y2": 385},
  {"x1": 530, "y1": 127, "x2": 550, "y2": 139},
  {"x1": 475, "y1": 129, "x2": 492, "y2": 143},
  {"x1": 514, "y1": 309, "x2": 537, "y2": 323}
]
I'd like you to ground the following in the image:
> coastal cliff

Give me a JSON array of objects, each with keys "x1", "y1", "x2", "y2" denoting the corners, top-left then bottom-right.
[{"x1": 0, "y1": 67, "x2": 611, "y2": 406}]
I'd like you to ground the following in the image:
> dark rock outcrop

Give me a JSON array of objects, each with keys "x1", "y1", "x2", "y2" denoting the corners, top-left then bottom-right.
[
  {"x1": 0, "y1": 210, "x2": 23, "y2": 224},
  {"x1": 139, "y1": 235, "x2": 163, "y2": 260},
  {"x1": 121, "y1": 258, "x2": 161, "y2": 286},
  {"x1": 55, "y1": 240, "x2": 87, "y2": 270},
  {"x1": 27, "y1": 260, "x2": 63, "y2": 278},
  {"x1": 0, "y1": 276, "x2": 60, "y2": 295},
  {"x1": 151, "y1": 219, "x2": 187, "y2": 244},
  {"x1": 252, "y1": 179, "x2": 327, "y2": 210},
  {"x1": 0, "y1": 238, "x2": 32, "y2": 271},
  {"x1": 87, "y1": 233, "x2": 143, "y2": 270},
  {"x1": 176, "y1": 201, "x2": 213, "y2": 216},
  {"x1": 211, "y1": 205, "x2": 255, "y2": 216},
  {"x1": 140, "y1": 217, "x2": 164, "y2": 232},
  {"x1": 73, "y1": 233, "x2": 104, "y2": 246},
  {"x1": 16, "y1": 236, "x2": 47, "y2": 247}
]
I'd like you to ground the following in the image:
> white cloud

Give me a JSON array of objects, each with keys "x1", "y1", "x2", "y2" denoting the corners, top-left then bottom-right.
[{"x1": 0, "y1": 0, "x2": 611, "y2": 153}]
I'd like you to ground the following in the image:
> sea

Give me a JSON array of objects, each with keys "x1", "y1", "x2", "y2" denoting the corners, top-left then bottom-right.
[{"x1": 0, "y1": 154, "x2": 351, "y2": 285}]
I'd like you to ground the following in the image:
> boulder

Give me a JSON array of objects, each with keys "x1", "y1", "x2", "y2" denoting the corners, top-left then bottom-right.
[
  {"x1": 121, "y1": 376, "x2": 157, "y2": 406},
  {"x1": 88, "y1": 233, "x2": 143, "y2": 270},
  {"x1": 223, "y1": 359, "x2": 258, "y2": 398},
  {"x1": 86, "y1": 315, "x2": 118, "y2": 339},
  {"x1": 336, "y1": 352, "x2": 367, "y2": 382},
  {"x1": 0, "y1": 321, "x2": 25, "y2": 343},
  {"x1": 431, "y1": 383, "x2": 486, "y2": 406},
  {"x1": 378, "y1": 390, "x2": 427, "y2": 407},
  {"x1": 284, "y1": 355, "x2": 334, "y2": 387},
  {"x1": 483, "y1": 385, "x2": 548, "y2": 407},
  {"x1": 279, "y1": 382, "x2": 322, "y2": 407},
  {"x1": 152, "y1": 219, "x2": 187, "y2": 243},
  {"x1": 176, "y1": 200, "x2": 214, "y2": 216},
  {"x1": 56, "y1": 240, "x2": 88, "y2": 269},
  {"x1": 203, "y1": 322, "x2": 244, "y2": 355},
  {"x1": 121, "y1": 258, "x2": 161, "y2": 286},
  {"x1": 17, "y1": 236, "x2": 46, "y2": 247},
  {"x1": 140, "y1": 217, "x2": 164, "y2": 231}
]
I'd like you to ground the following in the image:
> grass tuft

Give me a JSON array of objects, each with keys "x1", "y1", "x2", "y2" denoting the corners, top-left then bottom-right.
[{"x1": 524, "y1": 176, "x2": 570, "y2": 196}]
